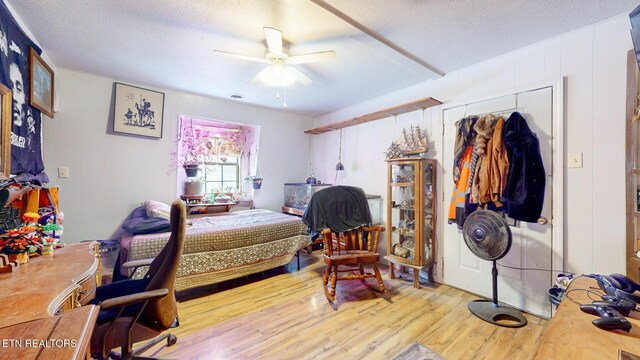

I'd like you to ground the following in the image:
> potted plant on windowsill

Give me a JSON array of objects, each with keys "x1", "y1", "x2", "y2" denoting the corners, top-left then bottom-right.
[
  {"x1": 170, "y1": 149, "x2": 202, "y2": 176},
  {"x1": 245, "y1": 175, "x2": 263, "y2": 190},
  {"x1": 171, "y1": 134, "x2": 204, "y2": 196},
  {"x1": 171, "y1": 124, "x2": 202, "y2": 177},
  {"x1": 182, "y1": 163, "x2": 199, "y2": 177}
]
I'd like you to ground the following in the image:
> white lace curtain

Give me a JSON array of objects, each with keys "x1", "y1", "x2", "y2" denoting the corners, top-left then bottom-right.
[{"x1": 179, "y1": 116, "x2": 253, "y2": 163}]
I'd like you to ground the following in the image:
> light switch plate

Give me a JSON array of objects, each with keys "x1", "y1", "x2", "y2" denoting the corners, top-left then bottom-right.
[
  {"x1": 567, "y1": 153, "x2": 583, "y2": 168},
  {"x1": 58, "y1": 167, "x2": 69, "y2": 178}
]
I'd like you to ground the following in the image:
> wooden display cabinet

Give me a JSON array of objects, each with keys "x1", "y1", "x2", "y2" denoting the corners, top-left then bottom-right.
[
  {"x1": 627, "y1": 49, "x2": 640, "y2": 282},
  {"x1": 384, "y1": 158, "x2": 436, "y2": 288}
]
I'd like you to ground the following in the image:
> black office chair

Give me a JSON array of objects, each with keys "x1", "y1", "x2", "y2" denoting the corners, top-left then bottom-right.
[{"x1": 90, "y1": 200, "x2": 186, "y2": 359}]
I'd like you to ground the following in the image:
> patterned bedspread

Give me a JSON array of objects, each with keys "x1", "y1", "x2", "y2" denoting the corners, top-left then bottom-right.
[{"x1": 123, "y1": 209, "x2": 308, "y2": 263}]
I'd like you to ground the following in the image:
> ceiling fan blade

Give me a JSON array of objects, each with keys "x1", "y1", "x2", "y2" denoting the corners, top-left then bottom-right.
[
  {"x1": 264, "y1": 27, "x2": 283, "y2": 55},
  {"x1": 288, "y1": 51, "x2": 336, "y2": 64},
  {"x1": 213, "y1": 50, "x2": 267, "y2": 63},
  {"x1": 286, "y1": 66, "x2": 312, "y2": 85}
]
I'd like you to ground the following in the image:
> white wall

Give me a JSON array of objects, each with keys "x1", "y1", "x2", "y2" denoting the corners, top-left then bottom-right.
[
  {"x1": 4, "y1": 0, "x2": 60, "y2": 112},
  {"x1": 311, "y1": 14, "x2": 632, "y2": 276},
  {"x1": 43, "y1": 68, "x2": 313, "y2": 242}
]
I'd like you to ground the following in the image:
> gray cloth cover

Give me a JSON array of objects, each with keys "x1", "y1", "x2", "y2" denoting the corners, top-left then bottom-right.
[{"x1": 302, "y1": 185, "x2": 372, "y2": 240}]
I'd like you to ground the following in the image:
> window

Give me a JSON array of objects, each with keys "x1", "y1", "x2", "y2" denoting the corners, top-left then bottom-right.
[
  {"x1": 198, "y1": 156, "x2": 240, "y2": 195},
  {"x1": 176, "y1": 115, "x2": 261, "y2": 198}
]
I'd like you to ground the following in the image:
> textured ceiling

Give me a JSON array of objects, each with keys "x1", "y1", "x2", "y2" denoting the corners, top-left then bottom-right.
[
  {"x1": 324, "y1": 0, "x2": 639, "y2": 74},
  {"x1": 6, "y1": 0, "x2": 638, "y2": 117}
]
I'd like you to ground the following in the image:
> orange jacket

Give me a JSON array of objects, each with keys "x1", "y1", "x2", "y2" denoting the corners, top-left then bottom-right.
[{"x1": 448, "y1": 146, "x2": 473, "y2": 225}]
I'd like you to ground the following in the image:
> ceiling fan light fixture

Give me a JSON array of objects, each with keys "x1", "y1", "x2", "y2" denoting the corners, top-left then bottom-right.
[
  {"x1": 257, "y1": 65, "x2": 297, "y2": 87},
  {"x1": 216, "y1": 27, "x2": 332, "y2": 88}
]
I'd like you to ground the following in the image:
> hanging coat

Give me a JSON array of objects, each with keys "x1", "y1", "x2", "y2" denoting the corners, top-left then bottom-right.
[
  {"x1": 502, "y1": 112, "x2": 545, "y2": 222},
  {"x1": 489, "y1": 116, "x2": 509, "y2": 204},
  {"x1": 453, "y1": 116, "x2": 477, "y2": 182},
  {"x1": 470, "y1": 114, "x2": 498, "y2": 205},
  {"x1": 474, "y1": 116, "x2": 509, "y2": 206},
  {"x1": 448, "y1": 145, "x2": 473, "y2": 228}
]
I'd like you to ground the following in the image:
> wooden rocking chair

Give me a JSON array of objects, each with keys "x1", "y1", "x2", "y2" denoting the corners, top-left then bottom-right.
[{"x1": 321, "y1": 225, "x2": 386, "y2": 307}]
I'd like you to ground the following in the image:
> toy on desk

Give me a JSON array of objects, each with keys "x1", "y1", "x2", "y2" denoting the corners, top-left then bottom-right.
[
  {"x1": 0, "y1": 212, "x2": 62, "y2": 260},
  {"x1": 0, "y1": 172, "x2": 63, "y2": 262}
]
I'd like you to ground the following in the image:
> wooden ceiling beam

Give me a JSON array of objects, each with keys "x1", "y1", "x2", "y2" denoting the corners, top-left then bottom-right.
[{"x1": 304, "y1": 97, "x2": 442, "y2": 135}]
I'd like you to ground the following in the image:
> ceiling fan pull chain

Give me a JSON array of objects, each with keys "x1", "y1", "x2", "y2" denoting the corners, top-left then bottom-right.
[{"x1": 283, "y1": 87, "x2": 287, "y2": 109}]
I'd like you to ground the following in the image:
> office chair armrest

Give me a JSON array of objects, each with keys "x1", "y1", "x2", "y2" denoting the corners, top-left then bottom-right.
[
  {"x1": 97, "y1": 288, "x2": 171, "y2": 359},
  {"x1": 122, "y1": 258, "x2": 154, "y2": 268},
  {"x1": 100, "y1": 288, "x2": 169, "y2": 311},
  {"x1": 122, "y1": 258, "x2": 154, "y2": 278}
]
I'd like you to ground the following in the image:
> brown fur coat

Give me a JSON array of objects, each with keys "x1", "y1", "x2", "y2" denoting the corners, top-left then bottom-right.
[
  {"x1": 473, "y1": 114, "x2": 498, "y2": 155},
  {"x1": 471, "y1": 116, "x2": 509, "y2": 205}
]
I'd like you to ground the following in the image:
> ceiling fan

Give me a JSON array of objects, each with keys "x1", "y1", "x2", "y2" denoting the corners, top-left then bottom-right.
[{"x1": 214, "y1": 27, "x2": 336, "y2": 87}]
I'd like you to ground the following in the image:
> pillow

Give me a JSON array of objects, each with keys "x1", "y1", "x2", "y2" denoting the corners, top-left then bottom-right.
[
  {"x1": 142, "y1": 200, "x2": 171, "y2": 220},
  {"x1": 122, "y1": 216, "x2": 170, "y2": 235},
  {"x1": 129, "y1": 205, "x2": 148, "y2": 220}
]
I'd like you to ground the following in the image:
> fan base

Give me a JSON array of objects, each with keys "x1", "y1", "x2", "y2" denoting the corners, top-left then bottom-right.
[{"x1": 468, "y1": 300, "x2": 528, "y2": 328}]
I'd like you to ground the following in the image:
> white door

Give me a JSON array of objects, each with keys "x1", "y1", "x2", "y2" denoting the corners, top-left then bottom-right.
[{"x1": 442, "y1": 87, "x2": 555, "y2": 318}]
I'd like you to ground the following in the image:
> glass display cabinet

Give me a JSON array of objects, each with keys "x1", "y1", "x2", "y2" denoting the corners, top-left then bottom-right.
[{"x1": 384, "y1": 158, "x2": 437, "y2": 288}]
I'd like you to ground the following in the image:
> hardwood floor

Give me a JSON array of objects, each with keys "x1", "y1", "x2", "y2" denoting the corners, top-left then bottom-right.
[{"x1": 147, "y1": 252, "x2": 548, "y2": 360}]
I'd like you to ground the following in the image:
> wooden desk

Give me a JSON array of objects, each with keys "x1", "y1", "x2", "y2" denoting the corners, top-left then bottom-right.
[
  {"x1": 0, "y1": 305, "x2": 99, "y2": 359},
  {"x1": 0, "y1": 242, "x2": 100, "y2": 328},
  {"x1": 533, "y1": 277, "x2": 640, "y2": 359}
]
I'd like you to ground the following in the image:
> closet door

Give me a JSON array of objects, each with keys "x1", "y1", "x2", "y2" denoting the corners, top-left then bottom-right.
[{"x1": 442, "y1": 87, "x2": 555, "y2": 319}]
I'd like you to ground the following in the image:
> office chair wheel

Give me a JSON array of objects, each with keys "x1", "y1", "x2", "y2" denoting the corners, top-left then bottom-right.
[{"x1": 167, "y1": 334, "x2": 177, "y2": 347}]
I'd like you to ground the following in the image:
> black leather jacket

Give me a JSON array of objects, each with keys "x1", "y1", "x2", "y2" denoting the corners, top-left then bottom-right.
[{"x1": 502, "y1": 112, "x2": 546, "y2": 222}]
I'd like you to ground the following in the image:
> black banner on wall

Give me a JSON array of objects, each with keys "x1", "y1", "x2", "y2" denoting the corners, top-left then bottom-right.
[{"x1": 0, "y1": 0, "x2": 44, "y2": 175}]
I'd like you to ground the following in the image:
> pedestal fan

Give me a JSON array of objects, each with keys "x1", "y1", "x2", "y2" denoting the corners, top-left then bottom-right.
[{"x1": 462, "y1": 210, "x2": 527, "y2": 328}]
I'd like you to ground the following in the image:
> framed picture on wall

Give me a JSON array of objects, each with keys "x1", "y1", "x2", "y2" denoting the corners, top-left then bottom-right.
[
  {"x1": 0, "y1": 83, "x2": 12, "y2": 178},
  {"x1": 112, "y1": 82, "x2": 164, "y2": 139},
  {"x1": 28, "y1": 48, "x2": 54, "y2": 118}
]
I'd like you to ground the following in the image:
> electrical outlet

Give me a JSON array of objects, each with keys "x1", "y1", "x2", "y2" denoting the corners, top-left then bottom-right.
[
  {"x1": 567, "y1": 153, "x2": 583, "y2": 168},
  {"x1": 58, "y1": 167, "x2": 70, "y2": 178}
]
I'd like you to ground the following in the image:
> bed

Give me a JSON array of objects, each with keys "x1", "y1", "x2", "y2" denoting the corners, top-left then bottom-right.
[{"x1": 118, "y1": 208, "x2": 310, "y2": 291}]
